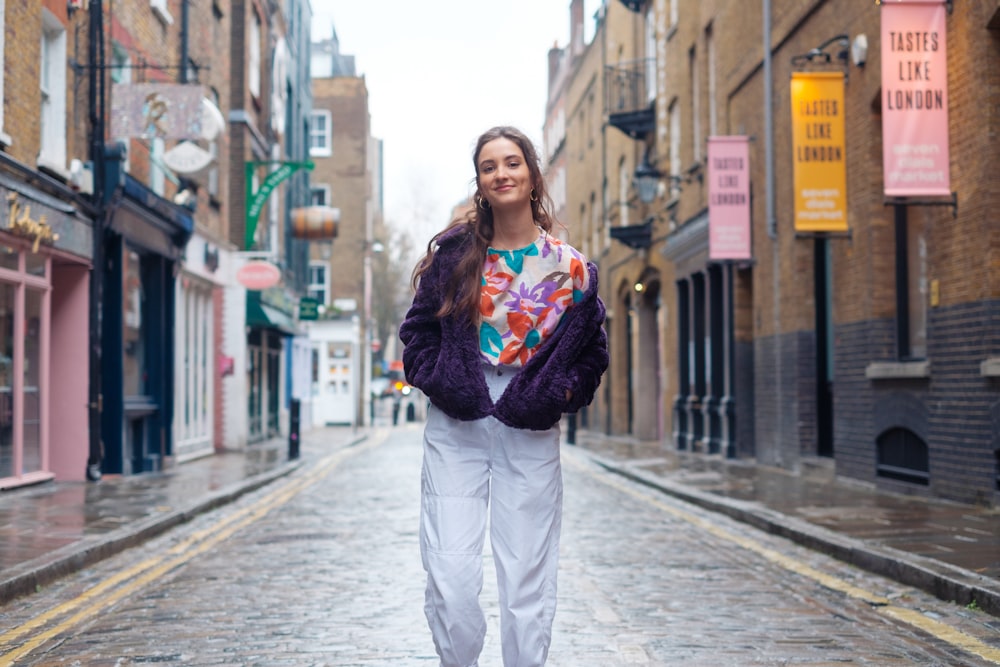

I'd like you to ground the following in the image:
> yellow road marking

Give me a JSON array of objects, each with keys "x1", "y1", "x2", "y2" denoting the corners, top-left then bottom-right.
[
  {"x1": 0, "y1": 432, "x2": 385, "y2": 665},
  {"x1": 565, "y1": 453, "x2": 1000, "y2": 665}
]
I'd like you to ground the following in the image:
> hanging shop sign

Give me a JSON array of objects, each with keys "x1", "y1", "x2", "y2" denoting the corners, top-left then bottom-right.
[
  {"x1": 291, "y1": 206, "x2": 340, "y2": 239},
  {"x1": 880, "y1": 0, "x2": 950, "y2": 197},
  {"x1": 244, "y1": 161, "x2": 314, "y2": 249},
  {"x1": 790, "y1": 72, "x2": 848, "y2": 233},
  {"x1": 163, "y1": 141, "x2": 214, "y2": 174},
  {"x1": 236, "y1": 260, "x2": 281, "y2": 290},
  {"x1": 707, "y1": 136, "x2": 751, "y2": 260},
  {"x1": 110, "y1": 83, "x2": 204, "y2": 140}
]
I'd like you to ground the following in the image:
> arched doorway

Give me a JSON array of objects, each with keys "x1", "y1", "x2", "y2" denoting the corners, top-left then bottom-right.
[{"x1": 633, "y1": 272, "x2": 661, "y2": 441}]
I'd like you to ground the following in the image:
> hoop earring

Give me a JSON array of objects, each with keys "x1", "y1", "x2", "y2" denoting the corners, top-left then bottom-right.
[
  {"x1": 476, "y1": 194, "x2": 490, "y2": 209},
  {"x1": 530, "y1": 189, "x2": 538, "y2": 202}
]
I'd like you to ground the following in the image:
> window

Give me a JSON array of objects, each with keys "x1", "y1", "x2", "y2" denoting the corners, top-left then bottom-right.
[
  {"x1": 645, "y1": 6, "x2": 656, "y2": 105},
  {"x1": 310, "y1": 185, "x2": 330, "y2": 206},
  {"x1": 248, "y1": 11, "x2": 261, "y2": 99},
  {"x1": 689, "y1": 46, "x2": 700, "y2": 165},
  {"x1": 150, "y1": 137, "x2": 166, "y2": 196},
  {"x1": 207, "y1": 89, "x2": 221, "y2": 199},
  {"x1": 39, "y1": 10, "x2": 67, "y2": 171},
  {"x1": 669, "y1": 101, "x2": 681, "y2": 197},
  {"x1": 876, "y1": 427, "x2": 929, "y2": 485},
  {"x1": 308, "y1": 261, "x2": 329, "y2": 306},
  {"x1": 618, "y1": 157, "x2": 629, "y2": 227},
  {"x1": 310, "y1": 111, "x2": 332, "y2": 156},
  {"x1": 111, "y1": 41, "x2": 132, "y2": 84},
  {"x1": 707, "y1": 23, "x2": 717, "y2": 136},
  {"x1": 123, "y1": 249, "x2": 146, "y2": 397}
]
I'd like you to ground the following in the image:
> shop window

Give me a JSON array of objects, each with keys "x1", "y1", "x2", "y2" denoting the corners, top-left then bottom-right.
[
  {"x1": 123, "y1": 250, "x2": 146, "y2": 396},
  {"x1": 0, "y1": 245, "x2": 17, "y2": 272},
  {"x1": 22, "y1": 289, "x2": 42, "y2": 473},
  {"x1": 876, "y1": 427, "x2": 929, "y2": 485},
  {"x1": 0, "y1": 281, "x2": 14, "y2": 477}
]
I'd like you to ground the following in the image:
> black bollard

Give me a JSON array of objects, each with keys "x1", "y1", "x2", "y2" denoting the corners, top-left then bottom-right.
[{"x1": 289, "y1": 398, "x2": 301, "y2": 460}]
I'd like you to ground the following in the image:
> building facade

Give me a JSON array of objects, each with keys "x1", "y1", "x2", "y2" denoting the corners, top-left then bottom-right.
[
  {"x1": 551, "y1": 0, "x2": 1000, "y2": 506},
  {"x1": 0, "y1": 1, "x2": 96, "y2": 487},
  {"x1": 228, "y1": 0, "x2": 313, "y2": 447},
  {"x1": 308, "y1": 31, "x2": 378, "y2": 427}
]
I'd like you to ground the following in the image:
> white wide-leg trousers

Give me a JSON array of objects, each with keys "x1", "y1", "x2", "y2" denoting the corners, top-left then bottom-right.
[{"x1": 420, "y1": 364, "x2": 562, "y2": 667}]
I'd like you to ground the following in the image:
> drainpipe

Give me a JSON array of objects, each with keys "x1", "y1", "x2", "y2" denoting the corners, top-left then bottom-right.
[
  {"x1": 86, "y1": 0, "x2": 106, "y2": 481},
  {"x1": 764, "y1": 0, "x2": 775, "y2": 240},
  {"x1": 180, "y1": 0, "x2": 189, "y2": 83},
  {"x1": 763, "y1": 0, "x2": 784, "y2": 463}
]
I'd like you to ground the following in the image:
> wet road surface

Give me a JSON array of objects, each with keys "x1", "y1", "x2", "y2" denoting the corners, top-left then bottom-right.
[{"x1": 2, "y1": 424, "x2": 998, "y2": 666}]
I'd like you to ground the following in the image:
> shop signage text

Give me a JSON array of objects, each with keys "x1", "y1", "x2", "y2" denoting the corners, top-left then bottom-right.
[
  {"x1": 5, "y1": 194, "x2": 59, "y2": 252},
  {"x1": 790, "y1": 72, "x2": 848, "y2": 233}
]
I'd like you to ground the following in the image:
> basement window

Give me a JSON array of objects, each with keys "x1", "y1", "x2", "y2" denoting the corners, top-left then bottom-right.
[{"x1": 876, "y1": 427, "x2": 929, "y2": 485}]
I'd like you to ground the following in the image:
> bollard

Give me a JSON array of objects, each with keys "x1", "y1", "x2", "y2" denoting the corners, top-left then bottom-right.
[
  {"x1": 289, "y1": 398, "x2": 301, "y2": 460},
  {"x1": 406, "y1": 402, "x2": 416, "y2": 422}
]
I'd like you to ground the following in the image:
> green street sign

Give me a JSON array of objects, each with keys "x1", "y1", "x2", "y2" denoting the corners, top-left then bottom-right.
[
  {"x1": 245, "y1": 160, "x2": 314, "y2": 249},
  {"x1": 299, "y1": 296, "x2": 320, "y2": 321}
]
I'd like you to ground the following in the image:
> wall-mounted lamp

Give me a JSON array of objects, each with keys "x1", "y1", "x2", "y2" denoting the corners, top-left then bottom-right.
[
  {"x1": 633, "y1": 156, "x2": 662, "y2": 205},
  {"x1": 634, "y1": 281, "x2": 645, "y2": 293},
  {"x1": 791, "y1": 34, "x2": 849, "y2": 67},
  {"x1": 851, "y1": 34, "x2": 868, "y2": 67}
]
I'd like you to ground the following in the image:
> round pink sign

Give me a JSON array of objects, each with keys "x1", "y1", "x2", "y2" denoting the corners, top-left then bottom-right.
[{"x1": 237, "y1": 261, "x2": 281, "y2": 290}]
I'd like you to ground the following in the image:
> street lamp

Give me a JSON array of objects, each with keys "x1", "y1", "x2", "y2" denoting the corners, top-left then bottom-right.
[{"x1": 633, "y1": 155, "x2": 662, "y2": 204}]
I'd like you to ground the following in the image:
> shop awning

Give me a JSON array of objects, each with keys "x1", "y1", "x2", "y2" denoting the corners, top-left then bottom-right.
[{"x1": 246, "y1": 292, "x2": 300, "y2": 335}]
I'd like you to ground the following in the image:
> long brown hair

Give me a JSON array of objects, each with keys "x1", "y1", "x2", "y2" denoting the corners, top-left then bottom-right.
[{"x1": 411, "y1": 126, "x2": 558, "y2": 322}]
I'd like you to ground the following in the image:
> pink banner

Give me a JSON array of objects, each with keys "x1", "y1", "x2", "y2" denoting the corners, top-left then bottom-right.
[
  {"x1": 708, "y1": 136, "x2": 751, "y2": 260},
  {"x1": 881, "y1": 0, "x2": 950, "y2": 197}
]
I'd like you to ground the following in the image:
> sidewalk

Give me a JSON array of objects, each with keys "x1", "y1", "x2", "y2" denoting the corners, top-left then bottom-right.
[
  {"x1": 1, "y1": 424, "x2": 998, "y2": 620},
  {"x1": 572, "y1": 429, "x2": 1000, "y2": 617},
  {"x1": 0, "y1": 425, "x2": 367, "y2": 604}
]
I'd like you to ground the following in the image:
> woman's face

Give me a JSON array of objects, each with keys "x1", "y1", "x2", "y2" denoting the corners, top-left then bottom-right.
[{"x1": 477, "y1": 137, "x2": 534, "y2": 211}]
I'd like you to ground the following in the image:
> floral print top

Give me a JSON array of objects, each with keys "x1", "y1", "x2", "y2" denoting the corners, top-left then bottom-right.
[{"x1": 479, "y1": 231, "x2": 590, "y2": 367}]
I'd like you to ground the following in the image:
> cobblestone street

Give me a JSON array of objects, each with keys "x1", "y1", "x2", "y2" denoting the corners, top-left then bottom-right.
[{"x1": 2, "y1": 425, "x2": 998, "y2": 666}]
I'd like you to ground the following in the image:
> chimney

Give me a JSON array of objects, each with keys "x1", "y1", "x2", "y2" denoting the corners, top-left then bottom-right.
[
  {"x1": 548, "y1": 41, "x2": 563, "y2": 89},
  {"x1": 570, "y1": 0, "x2": 584, "y2": 54}
]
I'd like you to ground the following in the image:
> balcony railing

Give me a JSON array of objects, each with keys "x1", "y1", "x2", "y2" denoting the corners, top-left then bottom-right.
[{"x1": 605, "y1": 59, "x2": 655, "y2": 139}]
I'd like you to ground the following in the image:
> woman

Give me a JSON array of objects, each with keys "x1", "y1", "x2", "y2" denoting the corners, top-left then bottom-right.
[{"x1": 399, "y1": 126, "x2": 608, "y2": 667}]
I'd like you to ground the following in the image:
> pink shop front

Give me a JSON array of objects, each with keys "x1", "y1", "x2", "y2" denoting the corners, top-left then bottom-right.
[{"x1": 0, "y1": 175, "x2": 94, "y2": 490}]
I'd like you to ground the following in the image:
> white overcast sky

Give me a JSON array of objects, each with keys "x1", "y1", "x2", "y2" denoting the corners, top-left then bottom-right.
[{"x1": 310, "y1": 1, "x2": 599, "y2": 244}]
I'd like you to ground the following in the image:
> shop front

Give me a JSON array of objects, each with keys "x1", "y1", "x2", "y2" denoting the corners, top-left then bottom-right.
[
  {"x1": 100, "y1": 175, "x2": 193, "y2": 475},
  {"x1": 0, "y1": 163, "x2": 95, "y2": 488}
]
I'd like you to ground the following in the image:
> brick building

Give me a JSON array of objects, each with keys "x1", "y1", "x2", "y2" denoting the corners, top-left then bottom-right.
[
  {"x1": 0, "y1": 1, "x2": 96, "y2": 487},
  {"x1": 551, "y1": 0, "x2": 1000, "y2": 505},
  {"x1": 307, "y1": 27, "x2": 383, "y2": 427}
]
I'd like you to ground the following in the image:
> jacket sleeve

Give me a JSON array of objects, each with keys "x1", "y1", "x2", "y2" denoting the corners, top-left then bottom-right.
[
  {"x1": 398, "y1": 254, "x2": 443, "y2": 394},
  {"x1": 566, "y1": 296, "x2": 609, "y2": 413}
]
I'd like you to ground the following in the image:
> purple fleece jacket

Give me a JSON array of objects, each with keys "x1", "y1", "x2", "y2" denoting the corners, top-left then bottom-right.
[{"x1": 399, "y1": 225, "x2": 609, "y2": 431}]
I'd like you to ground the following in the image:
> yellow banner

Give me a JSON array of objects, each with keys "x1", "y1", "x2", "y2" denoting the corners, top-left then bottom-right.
[{"x1": 791, "y1": 72, "x2": 847, "y2": 233}]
